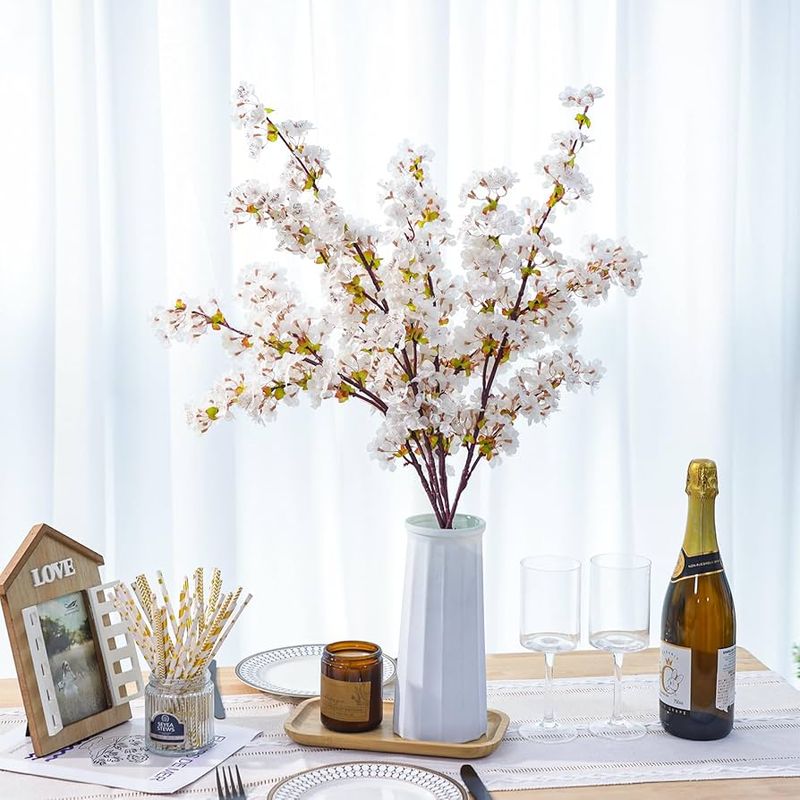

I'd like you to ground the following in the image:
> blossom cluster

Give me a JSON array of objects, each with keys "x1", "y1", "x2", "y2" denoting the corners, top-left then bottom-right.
[{"x1": 153, "y1": 82, "x2": 644, "y2": 528}]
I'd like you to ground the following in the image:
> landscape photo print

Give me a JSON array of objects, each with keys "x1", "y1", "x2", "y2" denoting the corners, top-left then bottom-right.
[{"x1": 36, "y1": 592, "x2": 110, "y2": 726}]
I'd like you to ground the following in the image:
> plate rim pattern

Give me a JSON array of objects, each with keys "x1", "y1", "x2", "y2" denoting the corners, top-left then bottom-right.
[
  {"x1": 266, "y1": 760, "x2": 467, "y2": 800},
  {"x1": 235, "y1": 643, "x2": 397, "y2": 698}
]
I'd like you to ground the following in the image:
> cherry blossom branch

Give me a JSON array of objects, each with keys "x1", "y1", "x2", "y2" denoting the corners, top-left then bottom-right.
[
  {"x1": 264, "y1": 112, "x2": 390, "y2": 314},
  {"x1": 445, "y1": 109, "x2": 591, "y2": 527}
]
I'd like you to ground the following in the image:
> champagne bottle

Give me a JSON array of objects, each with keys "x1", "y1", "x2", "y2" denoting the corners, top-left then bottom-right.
[{"x1": 659, "y1": 458, "x2": 736, "y2": 740}]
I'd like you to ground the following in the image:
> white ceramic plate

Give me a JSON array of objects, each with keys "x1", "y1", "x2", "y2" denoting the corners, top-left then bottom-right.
[
  {"x1": 235, "y1": 644, "x2": 397, "y2": 699},
  {"x1": 267, "y1": 762, "x2": 467, "y2": 799}
]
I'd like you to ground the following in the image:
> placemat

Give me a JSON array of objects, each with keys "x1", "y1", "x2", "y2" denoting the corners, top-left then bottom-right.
[{"x1": 0, "y1": 670, "x2": 798, "y2": 798}]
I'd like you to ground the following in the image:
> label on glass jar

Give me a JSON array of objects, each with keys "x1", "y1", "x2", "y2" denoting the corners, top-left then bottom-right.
[
  {"x1": 320, "y1": 674, "x2": 371, "y2": 722},
  {"x1": 150, "y1": 712, "x2": 186, "y2": 744},
  {"x1": 659, "y1": 641, "x2": 691, "y2": 711},
  {"x1": 716, "y1": 644, "x2": 736, "y2": 712}
]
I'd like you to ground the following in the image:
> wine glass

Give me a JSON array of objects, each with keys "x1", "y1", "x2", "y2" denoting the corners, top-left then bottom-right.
[
  {"x1": 519, "y1": 555, "x2": 581, "y2": 743},
  {"x1": 588, "y1": 552, "x2": 651, "y2": 740}
]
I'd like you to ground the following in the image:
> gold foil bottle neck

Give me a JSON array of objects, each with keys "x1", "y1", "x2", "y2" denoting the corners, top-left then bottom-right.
[{"x1": 685, "y1": 458, "x2": 719, "y2": 498}]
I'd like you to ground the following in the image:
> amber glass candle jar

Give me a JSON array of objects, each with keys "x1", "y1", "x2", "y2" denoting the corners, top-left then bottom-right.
[{"x1": 320, "y1": 640, "x2": 383, "y2": 732}]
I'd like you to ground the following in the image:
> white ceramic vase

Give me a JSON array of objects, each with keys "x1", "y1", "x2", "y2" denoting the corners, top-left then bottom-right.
[{"x1": 393, "y1": 513, "x2": 487, "y2": 743}]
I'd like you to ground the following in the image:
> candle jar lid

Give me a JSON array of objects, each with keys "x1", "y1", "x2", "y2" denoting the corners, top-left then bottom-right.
[{"x1": 322, "y1": 640, "x2": 382, "y2": 667}]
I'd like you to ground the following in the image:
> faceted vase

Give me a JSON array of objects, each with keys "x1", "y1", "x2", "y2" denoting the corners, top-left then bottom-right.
[{"x1": 393, "y1": 513, "x2": 488, "y2": 743}]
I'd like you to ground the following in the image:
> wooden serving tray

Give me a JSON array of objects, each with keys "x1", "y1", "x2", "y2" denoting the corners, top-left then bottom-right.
[{"x1": 284, "y1": 698, "x2": 508, "y2": 759}]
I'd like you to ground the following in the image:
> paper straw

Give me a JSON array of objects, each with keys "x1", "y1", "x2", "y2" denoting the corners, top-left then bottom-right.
[
  {"x1": 209, "y1": 593, "x2": 252, "y2": 662},
  {"x1": 191, "y1": 593, "x2": 234, "y2": 674},
  {"x1": 132, "y1": 576, "x2": 155, "y2": 626},
  {"x1": 193, "y1": 567, "x2": 205, "y2": 635},
  {"x1": 176, "y1": 576, "x2": 191, "y2": 644},
  {"x1": 156, "y1": 570, "x2": 180, "y2": 640},
  {"x1": 155, "y1": 607, "x2": 166, "y2": 681},
  {"x1": 207, "y1": 568, "x2": 222, "y2": 622}
]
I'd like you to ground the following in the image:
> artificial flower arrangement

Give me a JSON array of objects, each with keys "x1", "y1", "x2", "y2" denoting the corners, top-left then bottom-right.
[{"x1": 154, "y1": 83, "x2": 644, "y2": 529}]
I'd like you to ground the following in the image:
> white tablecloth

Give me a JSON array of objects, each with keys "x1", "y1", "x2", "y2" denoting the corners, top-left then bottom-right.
[{"x1": 1, "y1": 670, "x2": 799, "y2": 798}]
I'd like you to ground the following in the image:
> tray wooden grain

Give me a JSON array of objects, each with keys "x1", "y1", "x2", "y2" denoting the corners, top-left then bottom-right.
[{"x1": 284, "y1": 698, "x2": 509, "y2": 759}]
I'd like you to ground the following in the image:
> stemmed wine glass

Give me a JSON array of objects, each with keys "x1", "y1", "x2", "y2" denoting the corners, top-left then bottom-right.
[
  {"x1": 519, "y1": 555, "x2": 581, "y2": 743},
  {"x1": 588, "y1": 553, "x2": 651, "y2": 740}
]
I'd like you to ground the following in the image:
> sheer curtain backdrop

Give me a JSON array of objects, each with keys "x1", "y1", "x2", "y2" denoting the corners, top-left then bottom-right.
[{"x1": 0, "y1": 0, "x2": 798, "y2": 680}]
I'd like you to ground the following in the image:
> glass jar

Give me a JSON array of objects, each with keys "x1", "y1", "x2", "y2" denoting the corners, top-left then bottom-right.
[
  {"x1": 320, "y1": 640, "x2": 383, "y2": 733},
  {"x1": 145, "y1": 670, "x2": 214, "y2": 756}
]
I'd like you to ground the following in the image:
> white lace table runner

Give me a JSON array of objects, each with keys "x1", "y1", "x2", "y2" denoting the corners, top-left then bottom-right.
[{"x1": 1, "y1": 670, "x2": 799, "y2": 798}]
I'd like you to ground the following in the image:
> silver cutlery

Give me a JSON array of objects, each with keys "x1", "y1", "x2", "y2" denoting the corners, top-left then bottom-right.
[
  {"x1": 460, "y1": 764, "x2": 492, "y2": 799},
  {"x1": 216, "y1": 764, "x2": 247, "y2": 799},
  {"x1": 210, "y1": 659, "x2": 226, "y2": 719}
]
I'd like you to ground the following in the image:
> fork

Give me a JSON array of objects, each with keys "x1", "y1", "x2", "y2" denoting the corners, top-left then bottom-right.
[{"x1": 216, "y1": 765, "x2": 247, "y2": 799}]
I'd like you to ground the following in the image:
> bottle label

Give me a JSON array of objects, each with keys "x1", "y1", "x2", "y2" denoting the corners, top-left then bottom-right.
[
  {"x1": 659, "y1": 642, "x2": 691, "y2": 711},
  {"x1": 670, "y1": 548, "x2": 723, "y2": 582},
  {"x1": 716, "y1": 645, "x2": 736, "y2": 712},
  {"x1": 149, "y1": 712, "x2": 185, "y2": 744},
  {"x1": 320, "y1": 674, "x2": 371, "y2": 722}
]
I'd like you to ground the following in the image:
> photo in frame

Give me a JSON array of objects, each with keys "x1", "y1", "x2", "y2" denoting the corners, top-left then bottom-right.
[{"x1": 34, "y1": 591, "x2": 111, "y2": 726}]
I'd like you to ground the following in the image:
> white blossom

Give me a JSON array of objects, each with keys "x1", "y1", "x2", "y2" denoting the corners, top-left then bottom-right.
[{"x1": 558, "y1": 84, "x2": 604, "y2": 108}]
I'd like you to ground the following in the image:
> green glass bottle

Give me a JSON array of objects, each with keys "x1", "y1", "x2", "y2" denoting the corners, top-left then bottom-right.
[{"x1": 659, "y1": 459, "x2": 736, "y2": 740}]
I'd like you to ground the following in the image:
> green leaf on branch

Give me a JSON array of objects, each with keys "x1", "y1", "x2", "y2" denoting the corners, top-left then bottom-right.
[
  {"x1": 267, "y1": 335, "x2": 293, "y2": 356},
  {"x1": 547, "y1": 184, "x2": 565, "y2": 208},
  {"x1": 335, "y1": 383, "x2": 355, "y2": 402},
  {"x1": 416, "y1": 208, "x2": 440, "y2": 228},
  {"x1": 575, "y1": 113, "x2": 591, "y2": 128}
]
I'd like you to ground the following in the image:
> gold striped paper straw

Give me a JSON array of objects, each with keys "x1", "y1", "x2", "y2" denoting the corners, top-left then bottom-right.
[
  {"x1": 176, "y1": 575, "x2": 191, "y2": 645},
  {"x1": 132, "y1": 576, "x2": 156, "y2": 626},
  {"x1": 198, "y1": 590, "x2": 230, "y2": 651},
  {"x1": 175, "y1": 598, "x2": 202, "y2": 680},
  {"x1": 155, "y1": 606, "x2": 167, "y2": 681},
  {"x1": 156, "y1": 570, "x2": 180, "y2": 640},
  {"x1": 206, "y1": 568, "x2": 222, "y2": 624},
  {"x1": 191, "y1": 592, "x2": 234, "y2": 673},
  {"x1": 208, "y1": 593, "x2": 252, "y2": 663},
  {"x1": 193, "y1": 567, "x2": 205, "y2": 635},
  {"x1": 195, "y1": 592, "x2": 243, "y2": 674}
]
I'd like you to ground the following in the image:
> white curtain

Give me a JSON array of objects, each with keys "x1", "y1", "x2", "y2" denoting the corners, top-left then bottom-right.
[{"x1": 0, "y1": 0, "x2": 798, "y2": 681}]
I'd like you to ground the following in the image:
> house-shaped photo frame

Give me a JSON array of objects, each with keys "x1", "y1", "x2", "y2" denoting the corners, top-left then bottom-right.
[{"x1": 0, "y1": 523, "x2": 143, "y2": 756}]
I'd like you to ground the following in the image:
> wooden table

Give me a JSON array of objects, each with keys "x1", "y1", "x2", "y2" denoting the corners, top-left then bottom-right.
[{"x1": 0, "y1": 647, "x2": 795, "y2": 798}]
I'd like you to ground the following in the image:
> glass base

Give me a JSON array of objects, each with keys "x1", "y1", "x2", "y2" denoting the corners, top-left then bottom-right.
[
  {"x1": 589, "y1": 717, "x2": 646, "y2": 740},
  {"x1": 145, "y1": 738, "x2": 215, "y2": 757},
  {"x1": 519, "y1": 720, "x2": 577, "y2": 744}
]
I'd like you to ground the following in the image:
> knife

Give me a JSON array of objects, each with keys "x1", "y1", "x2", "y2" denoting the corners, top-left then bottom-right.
[
  {"x1": 209, "y1": 659, "x2": 226, "y2": 719},
  {"x1": 460, "y1": 765, "x2": 492, "y2": 799}
]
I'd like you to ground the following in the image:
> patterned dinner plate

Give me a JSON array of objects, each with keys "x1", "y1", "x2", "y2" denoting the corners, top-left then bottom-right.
[
  {"x1": 235, "y1": 644, "x2": 397, "y2": 699},
  {"x1": 267, "y1": 761, "x2": 467, "y2": 799}
]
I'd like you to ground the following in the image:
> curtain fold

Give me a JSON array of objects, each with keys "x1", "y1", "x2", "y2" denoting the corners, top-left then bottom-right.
[{"x1": 0, "y1": 0, "x2": 797, "y2": 680}]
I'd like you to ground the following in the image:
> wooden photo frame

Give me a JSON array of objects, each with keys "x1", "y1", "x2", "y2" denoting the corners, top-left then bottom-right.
[{"x1": 0, "y1": 523, "x2": 144, "y2": 756}]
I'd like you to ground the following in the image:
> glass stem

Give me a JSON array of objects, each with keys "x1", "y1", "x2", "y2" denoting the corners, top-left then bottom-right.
[
  {"x1": 611, "y1": 651, "x2": 625, "y2": 723},
  {"x1": 543, "y1": 651, "x2": 556, "y2": 727}
]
